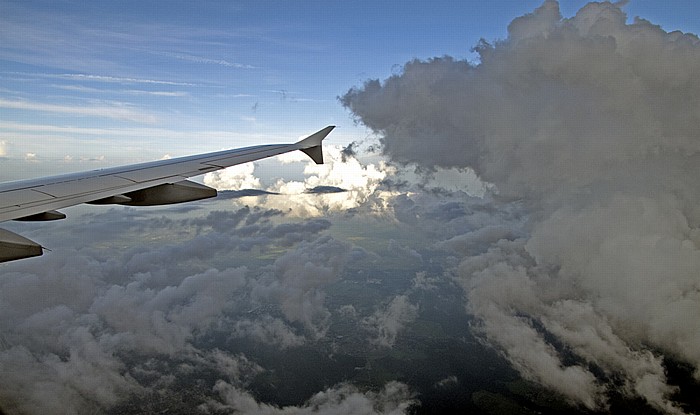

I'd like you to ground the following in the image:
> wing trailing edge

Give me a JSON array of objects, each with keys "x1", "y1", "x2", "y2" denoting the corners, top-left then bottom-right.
[{"x1": 0, "y1": 228, "x2": 43, "y2": 263}]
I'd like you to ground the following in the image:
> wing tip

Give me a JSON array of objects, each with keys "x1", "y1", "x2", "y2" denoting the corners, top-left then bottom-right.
[
  {"x1": 297, "y1": 126, "x2": 334, "y2": 164},
  {"x1": 297, "y1": 126, "x2": 335, "y2": 148}
]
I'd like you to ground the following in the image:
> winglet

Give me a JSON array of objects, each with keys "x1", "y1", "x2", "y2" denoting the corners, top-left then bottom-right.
[{"x1": 296, "y1": 126, "x2": 334, "y2": 164}]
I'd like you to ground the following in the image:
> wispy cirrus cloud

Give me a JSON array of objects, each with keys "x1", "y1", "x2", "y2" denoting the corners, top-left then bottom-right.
[
  {"x1": 154, "y1": 51, "x2": 256, "y2": 69},
  {"x1": 0, "y1": 72, "x2": 198, "y2": 87},
  {"x1": 46, "y1": 73, "x2": 196, "y2": 86},
  {"x1": 0, "y1": 121, "x2": 276, "y2": 144},
  {"x1": 0, "y1": 99, "x2": 157, "y2": 123},
  {"x1": 53, "y1": 84, "x2": 189, "y2": 97}
]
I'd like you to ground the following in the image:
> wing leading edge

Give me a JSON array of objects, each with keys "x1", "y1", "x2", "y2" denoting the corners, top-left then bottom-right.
[{"x1": 0, "y1": 126, "x2": 334, "y2": 263}]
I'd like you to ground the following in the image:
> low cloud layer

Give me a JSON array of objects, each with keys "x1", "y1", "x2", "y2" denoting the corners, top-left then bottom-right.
[
  {"x1": 364, "y1": 295, "x2": 419, "y2": 348},
  {"x1": 0, "y1": 206, "x2": 415, "y2": 414},
  {"x1": 343, "y1": 1, "x2": 700, "y2": 412},
  {"x1": 205, "y1": 381, "x2": 415, "y2": 415}
]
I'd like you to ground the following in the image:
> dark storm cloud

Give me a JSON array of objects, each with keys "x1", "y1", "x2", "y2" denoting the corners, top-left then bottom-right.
[{"x1": 342, "y1": 1, "x2": 700, "y2": 412}]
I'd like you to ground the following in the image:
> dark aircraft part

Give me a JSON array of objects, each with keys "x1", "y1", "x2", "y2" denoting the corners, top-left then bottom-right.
[
  {"x1": 87, "y1": 194, "x2": 133, "y2": 205},
  {"x1": 0, "y1": 228, "x2": 42, "y2": 263},
  {"x1": 14, "y1": 210, "x2": 66, "y2": 221},
  {"x1": 301, "y1": 144, "x2": 324, "y2": 164},
  {"x1": 119, "y1": 180, "x2": 217, "y2": 206}
]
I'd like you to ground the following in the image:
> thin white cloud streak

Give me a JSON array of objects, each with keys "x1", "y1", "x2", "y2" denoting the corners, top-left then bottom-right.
[
  {"x1": 0, "y1": 122, "x2": 283, "y2": 153},
  {"x1": 124, "y1": 90, "x2": 188, "y2": 97},
  {"x1": 0, "y1": 6, "x2": 270, "y2": 83},
  {"x1": 0, "y1": 99, "x2": 157, "y2": 124},
  {"x1": 54, "y1": 73, "x2": 197, "y2": 86},
  {"x1": 0, "y1": 121, "x2": 232, "y2": 138},
  {"x1": 154, "y1": 51, "x2": 256, "y2": 69},
  {"x1": 52, "y1": 84, "x2": 189, "y2": 97},
  {"x1": 0, "y1": 72, "x2": 197, "y2": 87}
]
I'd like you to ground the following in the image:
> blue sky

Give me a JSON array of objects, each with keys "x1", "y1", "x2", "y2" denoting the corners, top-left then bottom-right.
[{"x1": 1, "y1": 0, "x2": 698, "y2": 178}]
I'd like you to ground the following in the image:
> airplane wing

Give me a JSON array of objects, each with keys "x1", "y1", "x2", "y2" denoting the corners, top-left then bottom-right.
[{"x1": 0, "y1": 126, "x2": 334, "y2": 263}]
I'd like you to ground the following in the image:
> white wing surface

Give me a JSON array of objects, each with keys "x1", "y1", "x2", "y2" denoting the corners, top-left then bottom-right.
[{"x1": 0, "y1": 126, "x2": 334, "y2": 263}]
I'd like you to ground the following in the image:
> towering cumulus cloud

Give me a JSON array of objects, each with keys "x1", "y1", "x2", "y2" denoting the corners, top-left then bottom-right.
[{"x1": 343, "y1": 1, "x2": 700, "y2": 412}]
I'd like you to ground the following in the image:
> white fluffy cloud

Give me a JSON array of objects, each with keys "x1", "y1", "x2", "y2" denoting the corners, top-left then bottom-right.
[
  {"x1": 204, "y1": 145, "x2": 395, "y2": 217},
  {"x1": 204, "y1": 162, "x2": 261, "y2": 191},
  {"x1": 342, "y1": 1, "x2": 700, "y2": 412}
]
